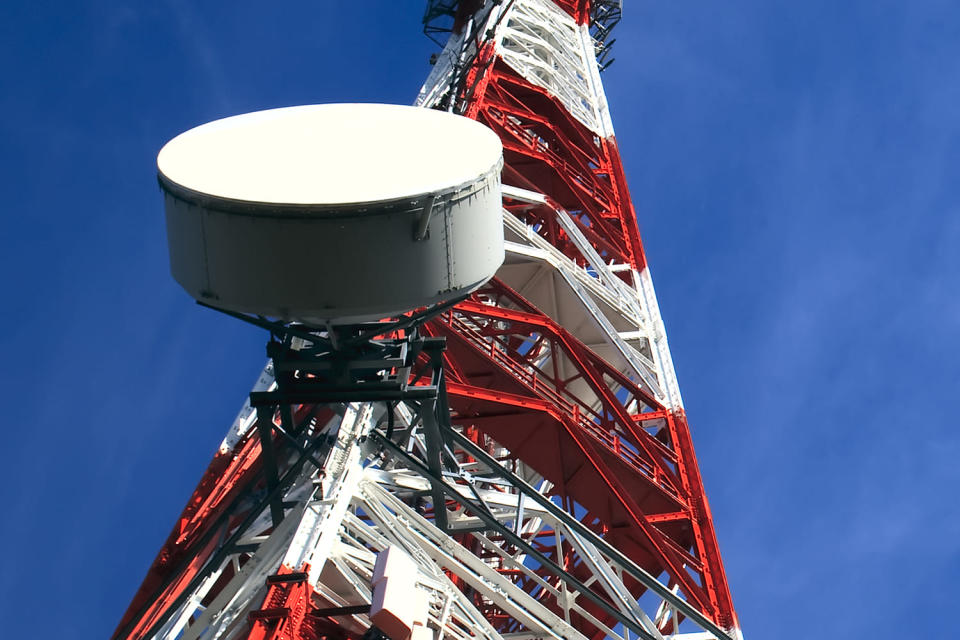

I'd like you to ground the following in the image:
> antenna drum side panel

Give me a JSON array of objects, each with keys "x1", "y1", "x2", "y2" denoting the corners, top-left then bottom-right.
[{"x1": 157, "y1": 103, "x2": 504, "y2": 324}]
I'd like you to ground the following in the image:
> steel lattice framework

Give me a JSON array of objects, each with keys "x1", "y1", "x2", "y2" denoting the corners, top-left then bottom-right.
[{"x1": 114, "y1": 2, "x2": 742, "y2": 640}]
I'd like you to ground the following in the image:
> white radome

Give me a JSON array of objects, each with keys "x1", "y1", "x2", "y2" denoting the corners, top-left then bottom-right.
[{"x1": 158, "y1": 103, "x2": 504, "y2": 325}]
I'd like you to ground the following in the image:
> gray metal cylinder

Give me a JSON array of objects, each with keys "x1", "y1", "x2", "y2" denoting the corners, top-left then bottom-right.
[{"x1": 157, "y1": 103, "x2": 504, "y2": 325}]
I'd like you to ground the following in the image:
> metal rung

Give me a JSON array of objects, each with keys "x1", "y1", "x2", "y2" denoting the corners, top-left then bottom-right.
[
  {"x1": 248, "y1": 607, "x2": 291, "y2": 621},
  {"x1": 266, "y1": 572, "x2": 309, "y2": 585}
]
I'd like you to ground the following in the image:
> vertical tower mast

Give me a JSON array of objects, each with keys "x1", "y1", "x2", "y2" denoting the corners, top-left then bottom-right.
[
  {"x1": 114, "y1": 3, "x2": 741, "y2": 640},
  {"x1": 418, "y1": 0, "x2": 739, "y2": 633}
]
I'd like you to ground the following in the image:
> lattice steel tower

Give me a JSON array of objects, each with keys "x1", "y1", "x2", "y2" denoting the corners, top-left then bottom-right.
[{"x1": 114, "y1": 2, "x2": 742, "y2": 640}]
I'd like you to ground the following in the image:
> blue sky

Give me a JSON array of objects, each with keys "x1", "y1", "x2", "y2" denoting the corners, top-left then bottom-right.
[{"x1": 1, "y1": 1, "x2": 958, "y2": 638}]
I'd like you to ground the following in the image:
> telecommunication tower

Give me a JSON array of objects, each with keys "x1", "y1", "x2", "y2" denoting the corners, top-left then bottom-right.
[{"x1": 114, "y1": 3, "x2": 742, "y2": 640}]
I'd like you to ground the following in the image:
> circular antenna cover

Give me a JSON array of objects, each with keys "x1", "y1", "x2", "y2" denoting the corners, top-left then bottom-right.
[{"x1": 158, "y1": 103, "x2": 504, "y2": 324}]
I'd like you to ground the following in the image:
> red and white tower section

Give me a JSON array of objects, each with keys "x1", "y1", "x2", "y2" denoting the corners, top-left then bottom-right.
[{"x1": 114, "y1": 2, "x2": 742, "y2": 640}]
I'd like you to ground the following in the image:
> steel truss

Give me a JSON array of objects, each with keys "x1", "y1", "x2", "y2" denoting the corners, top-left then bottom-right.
[
  {"x1": 114, "y1": 316, "x2": 733, "y2": 640},
  {"x1": 115, "y1": 1, "x2": 741, "y2": 639},
  {"x1": 417, "y1": 0, "x2": 739, "y2": 635}
]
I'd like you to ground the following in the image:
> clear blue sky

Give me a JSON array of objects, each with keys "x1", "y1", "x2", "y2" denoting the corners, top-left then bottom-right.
[{"x1": 1, "y1": 1, "x2": 958, "y2": 638}]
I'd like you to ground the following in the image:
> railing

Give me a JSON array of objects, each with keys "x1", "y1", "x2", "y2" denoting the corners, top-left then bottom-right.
[
  {"x1": 486, "y1": 103, "x2": 614, "y2": 211},
  {"x1": 446, "y1": 311, "x2": 677, "y2": 495}
]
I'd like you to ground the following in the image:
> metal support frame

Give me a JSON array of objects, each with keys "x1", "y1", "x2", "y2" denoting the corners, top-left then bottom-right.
[
  {"x1": 415, "y1": 0, "x2": 740, "y2": 634},
  {"x1": 115, "y1": 304, "x2": 734, "y2": 640}
]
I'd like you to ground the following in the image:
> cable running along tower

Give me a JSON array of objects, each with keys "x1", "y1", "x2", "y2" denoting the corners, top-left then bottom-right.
[{"x1": 115, "y1": 2, "x2": 742, "y2": 640}]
